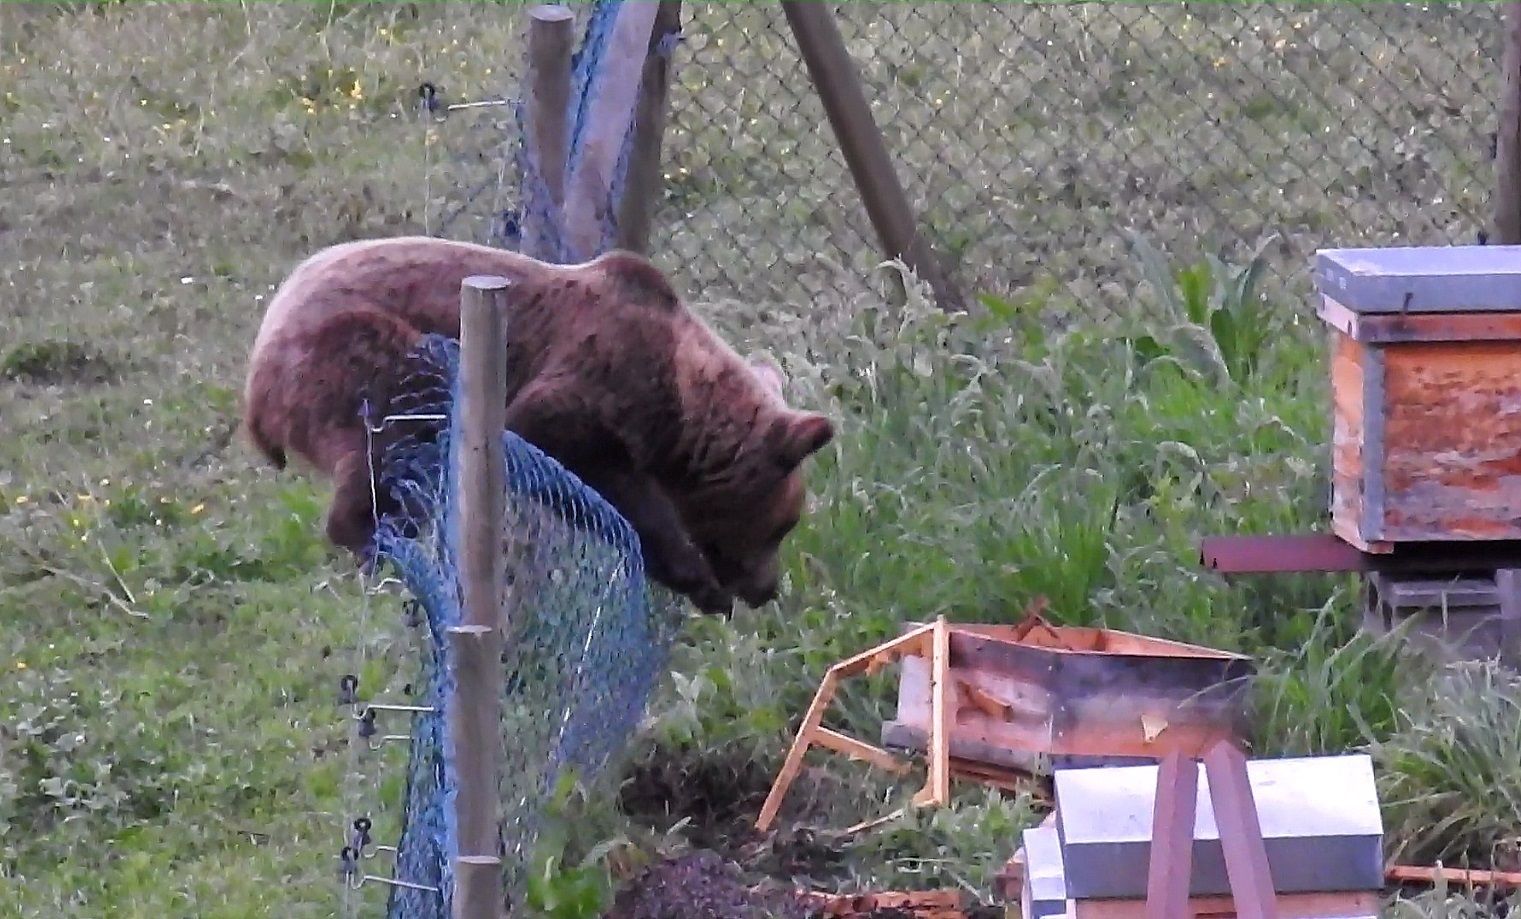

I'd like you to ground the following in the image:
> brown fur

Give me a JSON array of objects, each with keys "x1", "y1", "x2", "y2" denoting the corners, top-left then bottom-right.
[{"x1": 242, "y1": 236, "x2": 834, "y2": 615}]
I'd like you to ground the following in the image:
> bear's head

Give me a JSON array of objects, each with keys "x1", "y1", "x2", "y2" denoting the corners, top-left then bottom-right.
[{"x1": 671, "y1": 356, "x2": 834, "y2": 609}]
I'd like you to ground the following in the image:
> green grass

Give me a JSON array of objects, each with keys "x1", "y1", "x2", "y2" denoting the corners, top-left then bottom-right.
[{"x1": 1, "y1": 2, "x2": 1517, "y2": 917}]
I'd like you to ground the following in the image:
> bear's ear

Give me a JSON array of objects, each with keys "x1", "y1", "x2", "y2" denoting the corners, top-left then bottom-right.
[
  {"x1": 747, "y1": 354, "x2": 786, "y2": 397},
  {"x1": 596, "y1": 250, "x2": 679, "y2": 311},
  {"x1": 768, "y1": 411, "x2": 835, "y2": 470}
]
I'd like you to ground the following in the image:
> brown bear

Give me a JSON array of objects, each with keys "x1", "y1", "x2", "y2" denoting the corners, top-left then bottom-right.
[{"x1": 242, "y1": 236, "x2": 834, "y2": 616}]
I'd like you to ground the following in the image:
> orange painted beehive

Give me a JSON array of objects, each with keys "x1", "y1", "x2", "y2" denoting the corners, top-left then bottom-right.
[{"x1": 1315, "y1": 245, "x2": 1521, "y2": 551}]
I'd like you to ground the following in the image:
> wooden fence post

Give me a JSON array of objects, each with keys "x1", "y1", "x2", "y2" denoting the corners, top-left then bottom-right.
[
  {"x1": 615, "y1": 0, "x2": 683, "y2": 254},
  {"x1": 521, "y1": 4, "x2": 576, "y2": 260},
  {"x1": 561, "y1": 1, "x2": 662, "y2": 261},
  {"x1": 1496, "y1": 2, "x2": 1521, "y2": 244},
  {"x1": 449, "y1": 275, "x2": 511, "y2": 919},
  {"x1": 780, "y1": 1, "x2": 965, "y2": 313}
]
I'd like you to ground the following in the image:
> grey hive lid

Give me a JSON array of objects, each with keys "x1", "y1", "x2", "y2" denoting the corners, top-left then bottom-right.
[
  {"x1": 1314, "y1": 244, "x2": 1521, "y2": 314},
  {"x1": 1053, "y1": 753, "x2": 1384, "y2": 899}
]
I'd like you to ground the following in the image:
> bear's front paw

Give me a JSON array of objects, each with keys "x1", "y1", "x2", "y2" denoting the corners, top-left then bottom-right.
[
  {"x1": 688, "y1": 580, "x2": 734, "y2": 618},
  {"x1": 657, "y1": 553, "x2": 733, "y2": 617}
]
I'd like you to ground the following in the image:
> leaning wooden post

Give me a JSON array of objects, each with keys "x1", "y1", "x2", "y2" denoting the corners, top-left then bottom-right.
[
  {"x1": 561, "y1": 1, "x2": 662, "y2": 261},
  {"x1": 448, "y1": 275, "x2": 511, "y2": 919},
  {"x1": 1202, "y1": 741, "x2": 1279, "y2": 919},
  {"x1": 615, "y1": 0, "x2": 683, "y2": 254},
  {"x1": 1496, "y1": 2, "x2": 1521, "y2": 244},
  {"x1": 780, "y1": 1, "x2": 965, "y2": 313},
  {"x1": 520, "y1": 4, "x2": 576, "y2": 261}
]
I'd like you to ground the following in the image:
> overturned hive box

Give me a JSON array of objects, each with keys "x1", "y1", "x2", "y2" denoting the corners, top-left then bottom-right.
[
  {"x1": 1315, "y1": 245, "x2": 1521, "y2": 552},
  {"x1": 879, "y1": 616, "x2": 1254, "y2": 774}
]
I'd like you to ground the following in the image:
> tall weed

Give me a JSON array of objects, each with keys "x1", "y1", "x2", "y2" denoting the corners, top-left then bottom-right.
[{"x1": 1374, "y1": 660, "x2": 1521, "y2": 870}]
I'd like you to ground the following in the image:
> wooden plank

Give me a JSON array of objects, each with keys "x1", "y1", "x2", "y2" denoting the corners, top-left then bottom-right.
[
  {"x1": 1074, "y1": 890, "x2": 1380, "y2": 919},
  {"x1": 561, "y1": 1, "x2": 661, "y2": 262},
  {"x1": 1202, "y1": 742, "x2": 1279, "y2": 919},
  {"x1": 1327, "y1": 298, "x2": 1521, "y2": 343},
  {"x1": 800, "y1": 888, "x2": 964, "y2": 918},
  {"x1": 946, "y1": 756, "x2": 1046, "y2": 797},
  {"x1": 831, "y1": 622, "x2": 935, "y2": 678},
  {"x1": 947, "y1": 620, "x2": 1249, "y2": 661},
  {"x1": 886, "y1": 635, "x2": 1248, "y2": 768},
  {"x1": 1358, "y1": 346, "x2": 1386, "y2": 548},
  {"x1": 955, "y1": 676, "x2": 1015, "y2": 720},
  {"x1": 1381, "y1": 575, "x2": 1499, "y2": 608},
  {"x1": 915, "y1": 615, "x2": 952, "y2": 806},
  {"x1": 812, "y1": 726, "x2": 911, "y2": 774},
  {"x1": 614, "y1": 0, "x2": 681, "y2": 254},
  {"x1": 1329, "y1": 329, "x2": 1367, "y2": 549},
  {"x1": 450, "y1": 276, "x2": 511, "y2": 919},
  {"x1": 756, "y1": 670, "x2": 840, "y2": 832},
  {"x1": 1497, "y1": 568, "x2": 1521, "y2": 667},
  {"x1": 1315, "y1": 294, "x2": 1362, "y2": 339},
  {"x1": 1497, "y1": 1, "x2": 1521, "y2": 245},
  {"x1": 779, "y1": 0, "x2": 965, "y2": 313},
  {"x1": 1387, "y1": 864, "x2": 1521, "y2": 887},
  {"x1": 1145, "y1": 751, "x2": 1197, "y2": 919},
  {"x1": 1379, "y1": 339, "x2": 1521, "y2": 541}
]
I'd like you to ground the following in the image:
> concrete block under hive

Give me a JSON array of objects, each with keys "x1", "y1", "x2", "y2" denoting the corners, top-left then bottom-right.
[
  {"x1": 1053, "y1": 754, "x2": 1384, "y2": 901},
  {"x1": 879, "y1": 617, "x2": 1254, "y2": 774},
  {"x1": 1362, "y1": 570, "x2": 1516, "y2": 661},
  {"x1": 1315, "y1": 244, "x2": 1521, "y2": 551}
]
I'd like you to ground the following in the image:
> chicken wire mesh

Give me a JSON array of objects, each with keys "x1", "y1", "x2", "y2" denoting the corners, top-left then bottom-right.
[
  {"x1": 342, "y1": 334, "x2": 686, "y2": 917},
  {"x1": 422, "y1": 1, "x2": 1501, "y2": 318}
]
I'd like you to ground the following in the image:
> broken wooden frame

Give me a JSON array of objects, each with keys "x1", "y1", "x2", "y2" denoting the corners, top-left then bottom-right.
[
  {"x1": 519, "y1": 1, "x2": 965, "y2": 310},
  {"x1": 797, "y1": 888, "x2": 964, "y2": 919},
  {"x1": 754, "y1": 616, "x2": 967, "y2": 834}
]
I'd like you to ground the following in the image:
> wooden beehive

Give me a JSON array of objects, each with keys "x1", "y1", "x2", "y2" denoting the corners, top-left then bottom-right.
[{"x1": 1315, "y1": 245, "x2": 1521, "y2": 551}]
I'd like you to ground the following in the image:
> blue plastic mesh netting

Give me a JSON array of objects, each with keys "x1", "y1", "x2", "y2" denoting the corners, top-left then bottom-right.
[{"x1": 369, "y1": 334, "x2": 687, "y2": 917}]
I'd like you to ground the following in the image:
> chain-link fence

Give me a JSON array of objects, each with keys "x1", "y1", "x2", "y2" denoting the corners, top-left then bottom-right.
[
  {"x1": 423, "y1": 2, "x2": 1502, "y2": 316},
  {"x1": 640, "y1": 2, "x2": 1501, "y2": 315}
]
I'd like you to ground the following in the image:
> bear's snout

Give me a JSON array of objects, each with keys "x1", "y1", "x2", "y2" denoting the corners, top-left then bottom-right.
[{"x1": 738, "y1": 582, "x2": 779, "y2": 608}]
